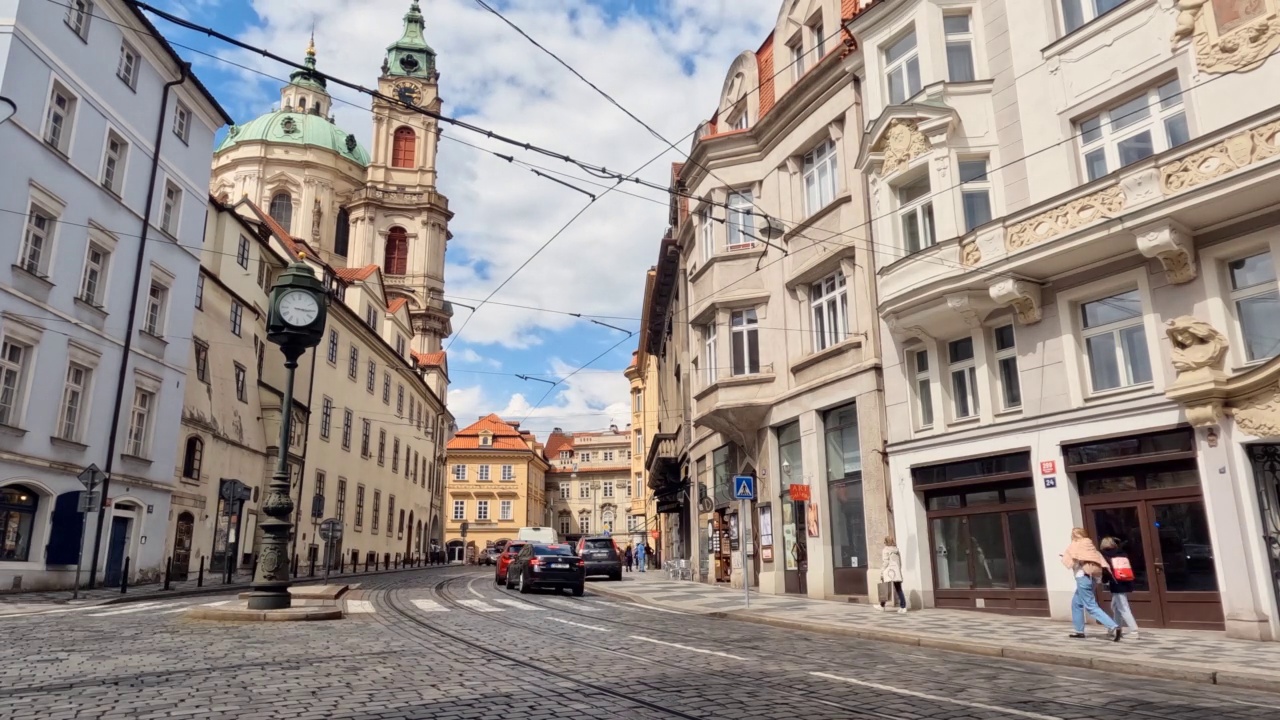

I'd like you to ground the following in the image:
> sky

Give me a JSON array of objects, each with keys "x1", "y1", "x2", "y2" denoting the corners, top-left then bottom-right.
[{"x1": 151, "y1": 0, "x2": 781, "y2": 437}]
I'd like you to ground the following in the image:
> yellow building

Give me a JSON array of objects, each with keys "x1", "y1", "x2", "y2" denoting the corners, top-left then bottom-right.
[
  {"x1": 625, "y1": 331, "x2": 660, "y2": 554},
  {"x1": 445, "y1": 414, "x2": 549, "y2": 561},
  {"x1": 544, "y1": 427, "x2": 632, "y2": 546}
]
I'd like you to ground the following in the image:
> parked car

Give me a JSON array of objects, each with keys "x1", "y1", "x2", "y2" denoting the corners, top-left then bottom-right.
[
  {"x1": 516, "y1": 526, "x2": 560, "y2": 544},
  {"x1": 575, "y1": 535, "x2": 622, "y2": 581},
  {"x1": 478, "y1": 547, "x2": 500, "y2": 566},
  {"x1": 494, "y1": 541, "x2": 528, "y2": 585},
  {"x1": 506, "y1": 543, "x2": 584, "y2": 596}
]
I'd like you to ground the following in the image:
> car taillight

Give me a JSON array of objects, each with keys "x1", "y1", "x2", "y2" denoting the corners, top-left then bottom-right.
[{"x1": 529, "y1": 558, "x2": 540, "y2": 566}]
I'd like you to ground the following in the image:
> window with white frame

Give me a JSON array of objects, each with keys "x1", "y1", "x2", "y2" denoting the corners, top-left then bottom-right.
[
  {"x1": 502, "y1": 464, "x2": 515, "y2": 481},
  {"x1": 603, "y1": 450, "x2": 614, "y2": 462},
  {"x1": 578, "y1": 514, "x2": 591, "y2": 533},
  {"x1": 885, "y1": 30, "x2": 921, "y2": 105},
  {"x1": 452, "y1": 464, "x2": 466, "y2": 481},
  {"x1": 602, "y1": 509, "x2": 615, "y2": 532},
  {"x1": 559, "y1": 514, "x2": 571, "y2": 535},
  {"x1": 1080, "y1": 289, "x2": 1152, "y2": 392},
  {"x1": 944, "y1": 14, "x2": 975, "y2": 83},
  {"x1": 703, "y1": 322, "x2": 718, "y2": 385},
  {"x1": 44, "y1": 83, "x2": 76, "y2": 154},
  {"x1": 1061, "y1": 0, "x2": 1130, "y2": 34},
  {"x1": 0, "y1": 340, "x2": 32, "y2": 427},
  {"x1": 803, "y1": 138, "x2": 839, "y2": 215},
  {"x1": 558, "y1": 450, "x2": 571, "y2": 464},
  {"x1": 992, "y1": 324, "x2": 1022, "y2": 410},
  {"x1": 959, "y1": 158, "x2": 993, "y2": 232},
  {"x1": 559, "y1": 482, "x2": 570, "y2": 499},
  {"x1": 579, "y1": 451, "x2": 591, "y2": 463},
  {"x1": 117, "y1": 43, "x2": 140, "y2": 89},
  {"x1": 726, "y1": 191, "x2": 755, "y2": 249},
  {"x1": 347, "y1": 345, "x2": 358, "y2": 380},
  {"x1": 79, "y1": 242, "x2": 110, "y2": 306},
  {"x1": 811, "y1": 271, "x2": 849, "y2": 352},
  {"x1": 789, "y1": 36, "x2": 806, "y2": 80},
  {"x1": 1228, "y1": 251, "x2": 1280, "y2": 362},
  {"x1": 234, "y1": 362, "x2": 247, "y2": 402},
  {"x1": 144, "y1": 281, "x2": 167, "y2": 336},
  {"x1": 579, "y1": 482, "x2": 591, "y2": 499},
  {"x1": 383, "y1": 372, "x2": 391, "y2": 404},
  {"x1": 1079, "y1": 79, "x2": 1189, "y2": 182},
  {"x1": 909, "y1": 349, "x2": 934, "y2": 428},
  {"x1": 478, "y1": 465, "x2": 491, "y2": 481},
  {"x1": 603, "y1": 480, "x2": 614, "y2": 498},
  {"x1": 699, "y1": 207, "x2": 714, "y2": 262},
  {"x1": 102, "y1": 132, "x2": 127, "y2": 195},
  {"x1": 810, "y1": 18, "x2": 826, "y2": 59},
  {"x1": 161, "y1": 181, "x2": 181, "y2": 235},
  {"x1": 948, "y1": 337, "x2": 979, "y2": 420},
  {"x1": 126, "y1": 387, "x2": 154, "y2": 456},
  {"x1": 730, "y1": 309, "x2": 760, "y2": 376},
  {"x1": 898, "y1": 174, "x2": 935, "y2": 253},
  {"x1": 452, "y1": 499, "x2": 465, "y2": 520},
  {"x1": 500, "y1": 500, "x2": 513, "y2": 521},
  {"x1": 397, "y1": 384, "x2": 404, "y2": 415},
  {"x1": 20, "y1": 203, "x2": 55, "y2": 277},
  {"x1": 477, "y1": 500, "x2": 490, "y2": 521},
  {"x1": 729, "y1": 109, "x2": 748, "y2": 130},
  {"x1": 173, "y1": 102, "x2": 191, "y2": 144},
  {"x1": 66, "y1": 0, "x2": 92, "y2": 39}
]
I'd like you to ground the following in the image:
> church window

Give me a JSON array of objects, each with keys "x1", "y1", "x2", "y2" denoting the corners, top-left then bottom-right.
[
  {"x1": 392, "y1": 127, "x2": 416, "y2": 168},
  {"x1": 269, "y1": 192, "x2": 293, "y2": 233},
  {"x1": 334, "y1": 208, "x2": 350, "y2": 257},
  {"x1": 385, "y1": 226, "x2": 408, "y2": 276},
  {"x1": 298, "y1": 96, "x2": 307, "y2": 111}
]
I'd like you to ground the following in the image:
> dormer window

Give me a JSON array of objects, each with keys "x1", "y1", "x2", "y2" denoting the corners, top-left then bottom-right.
[
  {"x1": 479, "y1": 431, "x2": 493, "y2": 447},
  {"x1": 731, "y1": 112, "x2": 748, "y2": 130}
]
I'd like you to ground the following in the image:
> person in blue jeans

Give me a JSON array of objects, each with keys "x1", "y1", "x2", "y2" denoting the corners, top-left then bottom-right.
[
  {"x1": 635, "y1": 543, "x2": 646, "y2": 572},
  {"x1": 1061, "y1": 527, "x2": 1122, "y2": 641}
]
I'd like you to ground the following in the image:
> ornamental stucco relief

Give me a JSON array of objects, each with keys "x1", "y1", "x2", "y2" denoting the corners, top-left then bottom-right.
[
  {"x1": 873, "y1": 120, "x2": 930, "y2": 177},
  {"x1": 1172, "y1": 0, "x2": 1280, "y2": 74},
  {"x1": 1233, "y1": 384, "x2": 1280, "y2": 438},
  {"x1": 959, "y1": 238, "x2": 981, "y2": 267},
  {"x1": 1166, "y1": 316, "x2": 1229, "y2": 374},
  {"x1": 1160, "y1": 118, "x2": 1280, "y2": 194},
  {"x1": 1005, "y1": 185, "x2": 1126, "y2": 251}
]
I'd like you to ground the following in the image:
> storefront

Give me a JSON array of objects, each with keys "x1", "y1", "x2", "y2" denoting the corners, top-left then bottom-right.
[
  {"x1": 778, "y1": 422, "x2": 808, "y2": 595},
  {"x1": 824, "y1": 403, "x2": 866, "y2": 596}
]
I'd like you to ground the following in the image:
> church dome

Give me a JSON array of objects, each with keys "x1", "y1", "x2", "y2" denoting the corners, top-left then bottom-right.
[{"x1": 215, "y1": 111, "x2": 371, "y2": 166}]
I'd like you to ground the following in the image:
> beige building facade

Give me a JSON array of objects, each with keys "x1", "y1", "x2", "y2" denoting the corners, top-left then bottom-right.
[
  {"x1": 625, "y1": 344, "x2": 660, "y2": 552},
  {"x1": 545, "y1": 428, "x2": 633, "y2": 548}
]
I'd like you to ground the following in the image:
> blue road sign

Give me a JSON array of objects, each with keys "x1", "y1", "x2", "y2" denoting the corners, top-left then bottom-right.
[{"x1": 733, "y1": 475, "x2": 755, "y2": 500}]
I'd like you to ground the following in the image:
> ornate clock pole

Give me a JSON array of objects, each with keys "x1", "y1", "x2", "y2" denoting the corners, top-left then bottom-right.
[{"x1": 247, "y1": 256, "x2": 328, "y2": 610}]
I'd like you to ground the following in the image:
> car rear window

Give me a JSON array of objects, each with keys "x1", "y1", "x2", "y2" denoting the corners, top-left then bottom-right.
[
  {"x1": 583, "y1": 539, "x2": 614, "y2": 551},
  {"x1": 505, "y1": 543, "x2": 526, "y2": 554},
  {"x1": 534, "y1": 544, "x2": 577, "y2": 556}
]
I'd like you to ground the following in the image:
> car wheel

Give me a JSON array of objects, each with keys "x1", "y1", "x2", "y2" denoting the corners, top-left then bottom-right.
[
  {"x1": 494, "y1": 574, "x2": 502, "y2": 585},
  {"x1": 610, "y1": 571, "x2": 622, "y2": 581},
  {"x1": 505, "y1": 571, "x2": 515, "y2": 590},
  {"x1": 572, "y1": 584, "x2": 584, "y2": 597},
  {"x1": 518, "y1": 571, "x2": 531, "y2": 594}
]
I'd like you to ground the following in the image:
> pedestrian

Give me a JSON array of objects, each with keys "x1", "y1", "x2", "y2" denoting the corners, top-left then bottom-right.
[
  {"x1": 636, "y1": 542, "x2": 646, "y2": 573},
  {"x1": 1061, "y1": 528, "x2": 1123, "y2": 641},
  {"x1": 624, "y1": 545, "x2": 634, "y2": 573},
  {"x1": 1100, "y1": 537, "x2": 1140, "y2": 639},
  {"x1": 876, "y1": 535, "x2": 907, "y2": 613},
  {"x1": 645, "y1": 543, "x2": 656, "y2": 570}
]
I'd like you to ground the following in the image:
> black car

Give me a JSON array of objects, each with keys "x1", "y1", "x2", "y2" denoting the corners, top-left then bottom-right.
[
  {"x1": 505, "y1": 543, "x2": 584, "y2": 596},
  {"x1": 575, "y1": 536, "x2": 622, "y2": 581}
]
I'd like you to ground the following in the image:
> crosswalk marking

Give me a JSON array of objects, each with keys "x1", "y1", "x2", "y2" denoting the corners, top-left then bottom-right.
[
  {"x1": 544, "y1": 598, "x2": 599, "y2": 611},
  {"x1": 493, "y1": 599, "x2": 541, "y2": 611},
  {"x1": 412, "y1": 599, "x2": 448, "y2": 612},
  {"x1": 457, "y1": 599, "x2": 500, "y2": 612},
  {"x1": 159, "y1": 607, "x2": 191, "y2": 614},
  {"x1": 345, "y1": 600, "x2": 375, "y2": 613},
  {"x1": 201, "y1": 600, "x2": 233, "y2": 607},
  {"x1": 549, "y1": 617, "x2": 609, "y2": 631},
  {"x1": 88, "y1": 602, "x2": 181, "y2": 617}
]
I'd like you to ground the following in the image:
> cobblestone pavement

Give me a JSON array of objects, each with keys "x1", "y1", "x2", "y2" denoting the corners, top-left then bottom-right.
[{"x1": 1, "y1": 566, "x2": 1278, "y2": 719}]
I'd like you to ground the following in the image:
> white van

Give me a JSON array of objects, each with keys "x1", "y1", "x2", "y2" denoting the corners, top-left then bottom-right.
[{"x1": 516, "y1": 527, "x2": 560, "y2": 544}]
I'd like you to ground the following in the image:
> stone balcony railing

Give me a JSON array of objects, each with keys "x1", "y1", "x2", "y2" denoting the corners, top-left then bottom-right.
[{"x1": 350, "y1": 186, "x2": 450, "y2": 211}]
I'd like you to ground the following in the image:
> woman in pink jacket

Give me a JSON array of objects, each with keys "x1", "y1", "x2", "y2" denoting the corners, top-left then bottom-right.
[{"x1": 1061, "y1": 528, "x2": 1123, "y2": 641}]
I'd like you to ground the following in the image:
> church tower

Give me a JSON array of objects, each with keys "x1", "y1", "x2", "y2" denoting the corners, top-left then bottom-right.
[{"x1": 349, "y1": 0, "x2": 453, "y2": 354}]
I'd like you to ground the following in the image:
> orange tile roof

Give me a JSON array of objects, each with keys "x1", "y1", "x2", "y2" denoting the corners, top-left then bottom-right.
[
  {"x1": 626, "y1": 350, "x2": 638, "y2": 371},
  {"x1": 387, "y1": 297, "x2": 408, "y2": 314},
  {"x1": 544, "y1": 432, "x2": 574, "y2": 458},
  {"x1": 414, "y1": 351, "x2": 447, "y2": 368},
  {"x1": 242, "y1": 201, "x2": 302, "y2": 259},
  {"x1": 334, "y1": 265, "x2": 379, "y2": 282},
  {"x1": 757, "y1": 33, "x2": 776, "y2": 119},
  {"x1": 448, "y1": 413, "x2": 532, "y2": 451}
]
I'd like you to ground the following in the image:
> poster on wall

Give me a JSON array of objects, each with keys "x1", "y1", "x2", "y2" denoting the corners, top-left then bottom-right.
[
  {"x1": 758, "y1": 504, "x2": 774, "y2": 560},
  {"x1": 806, "y1": 502, "x2": 820, "y2": 538}
]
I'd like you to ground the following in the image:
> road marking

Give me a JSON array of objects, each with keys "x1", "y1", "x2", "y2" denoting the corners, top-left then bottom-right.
[
  {"x1": 0, "y1": 605, "x2": 103, "y2": 619},
  {"x1": 810, "y1": 672, "x2": 1064, "y2": 720},
  {"x1": 467, "y1": 578, "x2": 484, "y2": 598},
  {"x1": 88, "y1": 602, "x2": 181, "y2": 617},
  {"x1": 544, "y1": 598, "x2": 600, "y2": 611},
  {"x1": 549, "y1": 617, "x2": 610, "y2": 632},
  {"x1": 201, "y1": 600, "x2": 233, "y2": 607},
  {"x1": 345, "y1": 600, "x2": 375, "y2": 613},
  {"x1": 412, "y1": 599, "x2": 448, "y2": 613},
  {"x1": 1230, "y1": 699, "x2": 1280, "y2": 710},
  {"x1": 493, "y1": 599, "x2": 541, "y2": 611},
  {"x1": 629, "y1": 635, "x2": 746, "y2": 660},
  {"x1": 622, "y1": 602, "x2": 687, "y2": 615},
  {"x1": 457, "y1": 599, "x2": 500, "y2": 612},
  {"x1": 159, "y1": 607, "x2": 191, "y2": 614}
]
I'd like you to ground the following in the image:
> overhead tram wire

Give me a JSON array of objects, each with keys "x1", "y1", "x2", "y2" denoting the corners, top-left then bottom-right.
[{"x1": 518, "y1": 331, "x2": 638, "y2": 426}]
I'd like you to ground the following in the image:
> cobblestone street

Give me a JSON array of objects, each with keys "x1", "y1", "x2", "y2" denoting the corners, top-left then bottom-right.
[{"x1": 1, "y1": 567, "x2": 1277, "y2": 719}]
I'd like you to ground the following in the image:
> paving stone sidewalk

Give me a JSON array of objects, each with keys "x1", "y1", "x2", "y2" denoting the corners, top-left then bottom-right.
[{"x1": 591, "y1": 571, "x2": 1280, "y2": 692}]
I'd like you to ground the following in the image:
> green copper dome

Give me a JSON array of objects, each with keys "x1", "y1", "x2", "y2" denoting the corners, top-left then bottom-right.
[
  {"x1": 215, "y1": 111, "x2": 370, "y2": 166},
  {"x1": 384, "y1": 0, "x2": 436, "y2": 79}
]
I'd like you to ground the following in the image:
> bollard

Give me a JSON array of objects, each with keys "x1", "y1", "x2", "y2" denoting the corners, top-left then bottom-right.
[
  {"x1": 197, "y1": 556, "x2": 205, "y2": 587},
  {"x1": 291, "y1": 554, "x2": 299, "y2": 576},
  {"x1": 364, "y1": 555, "x2": 370, "y2": 572},
  {"x1": 308, "y1": 556, "x2": 316, "y2": 577},
  {"x1": 163, "y1": 557, "x2": 172, "y2": 591},
  {"x1": 120, "y1": 557, "x2": 130, "y2": 594}
]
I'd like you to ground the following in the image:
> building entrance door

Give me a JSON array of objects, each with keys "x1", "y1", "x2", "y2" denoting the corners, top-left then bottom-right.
[
  {"x1": 172, "y1": 512, "x2": 194, "y2": 580},
  {"x1": 782, "y1": 498, "x2": 808, "y2": 595},
  {"x1": 1246, "y1": 444, "x2": 1280, "y2": 619},
  {"x1": 103, "y1": 516, "x2": 130, "y2": 587}
]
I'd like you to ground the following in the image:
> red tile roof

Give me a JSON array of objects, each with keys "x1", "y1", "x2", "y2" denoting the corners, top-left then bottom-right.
[
  {"x1": 387, "y1": 297, "x2": 408, "y2": 314},
  {"x1": 242, "y1": 201, "x2": 302, "y2": 259},
  {"x1": 544, "y1": 432, "x2": 574, "y2": 458},
  {"x1": 334, "y1": 265, "x2": 379, "y2": 282},
  {"x1": 757, "y1": 33, "x2": 776, "y2": 119},
  {"x1": 414, "y1": 351, "x2": 447, "y2": 369},
  {"x1": 448, "y1": 413, "x2": 533, "y2": 451}
]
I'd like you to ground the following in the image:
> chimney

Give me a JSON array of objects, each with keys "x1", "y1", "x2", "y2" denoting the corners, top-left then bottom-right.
[
  {"x1": 609, "y1": 424, "x2": 618, "y2": 433},
  {"x1": 552, "y1": 427, "x2": 563, "y2": 434}
]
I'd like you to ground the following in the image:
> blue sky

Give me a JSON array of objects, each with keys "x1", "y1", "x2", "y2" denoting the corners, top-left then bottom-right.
[{"x1": 150, "y1": 0, "x2": 778, "y2": 436}]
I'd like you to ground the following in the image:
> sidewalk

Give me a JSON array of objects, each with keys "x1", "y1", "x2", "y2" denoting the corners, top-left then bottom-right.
[{"x1": 589, "y1": 570, "x2": 1280, "y2": 693}]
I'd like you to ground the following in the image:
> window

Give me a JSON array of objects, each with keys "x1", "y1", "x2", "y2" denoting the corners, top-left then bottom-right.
[
  {"x1": 956, "y1": 159, "x2": 994, "y2": 232},
  {"x1": 65, "y1": 0, "x2": 92, "y2": 39},
  {"x1": 579, "y1": 451, "x2": 591, "y2": 463},
  {"x1": 341, "y1": 409, "x2": 353, "y2": 450},
  {"x1": 453, "y1": 464, "x2": 466, "y2": 481},
  {"x1": 500, "y1": 500, "x2": 513, "y2": 521},
  {"x1": 372, "y1": 491, "x2": 381, "y2": 533},
  {"x1": 230, "y1": 301, "x2": 242, "y2": 337},
  {"x1": 392, "y1": 127, "x2": 416, "y2": 168},
  {"x1": 824, "y1": 403, "x2": 865, "y2": 571},
  {"x1": 117, "y1": 43, "x2": 140, "y2": 89},
  {"x1": 578, "y1": 514, "x2": 591, "y2": 533},
  {"x1": 144, "y1": 282, "x2": 168, "y2": 336},
  {"x1": 0, "y1": 486, "x2": 39, "y2": 562},
  {"x1": 898, "y1": 174, "x2": 935, "y2": 253},
  {"x1": 44, "y1": 83, "x2": 75, "y2": 154},
  {"x1": 79, "y1": 243, "x2": 110, "y2": 306},
  {"x1": 57, "y1": 362, "x2": 91, "y2": 442},
  {"x1": 909, "y1": 350, "x2": 934, "y2": 428},
  {"x1": 320, "y1": 397, "x2": 333, "y2": 439},
  {"x1": 730, "y1": 309, "x2": 760, "y2": 376},
  {"x1": 366, "y1": 360, "x2": 376, "y2": 393},
  {"x1": 126, "y1": 387, "x2": 154, "y2": 456},
  {"x1": 269, "y1": 193, "x2": 293, "y2": 232},
  {"x1": 195, "y1": 275, "x2": 204, "y2": 310},
  {"x1": 1061, "y1": 0, "x2": 1130, "y2": 34},
  {"x1": 385, "y1": 227, "x2": 409, "y2": 276},
  {"x1": 392, "y1": 438, "x2": 401, "y2": 472},
  {"x1": 354, "y1": 485, "x2": 365, "y2": 529},
  {"x1": 1079, "y1": 79, "x2": 1189, "y2": 182},
  {"x1": 388, "y1": 497, "x2": 396, "y2": 539},
  {"x1": 235, "y1": 235, "x2": 250, "y2": 269},
  {"x1": 453, "y1": 500, "x2": 466, "y2": 520},
  {"x1": 234, "y1": 363, "x2": 247, "y2": 402},
  {"x1": 377, "y1": 429, "x2": 386, "y2": 466},
  {"x1": 361, "y1": 419, "x2": 371, "y2": 458},
  {"x1": 1080, "y1": 289, "x2": 1152, "y2": 392},
  {"x1": 477, "y1": 500, "x2": 490, "y2": 521},
  {"x1": 337, "y1": 478, "x2": 347, "y2": 522},
  {"x1": 396, "y1": 335, "x2": 406, "y2": 357},
  {"x1": 397, "y1": 385, "x2": 404, "y2": 416},
  {"x1": 559, "y1": 482, "x2": 570, "y2": 499},
  {"x1": 885, "y1": 31, "x2": 921, "y2": 105},
  {"x1": 811, "y1": 271, "x2": 849, "y2": 351},
  {"x1": 477, "y1": 465, "x2": 491, "y2": 481},
  {"x1": 172, "y1": 102, "x2": 191, "y2": 143},
  {"x1": 789, "y1": 36, "x2": 806, "y2": 80},
  {"x1": 193, "y1": 340, "x2": 209, "y2": 383},
  {"x1": 579, "y1": 482, "x2": 592, "y2": 499},
  {"x1": 993, "y1": 325, "x2": 1022, "y2": 410},
  {"x1": 327, "y1": 330, "x2": 339, "y2": 364},
  {"x1": 348, "y1": 345, "x2": 359, "y2": 380},
  {"x1": 334, "y1": 207, "x2": 351, "y2": 256},
  {"x1": 803, "y1": 138, "x2": 839, "y2": 215},
  {"x1": 699, "y1": 208, "x2": 714, "y2": 262},
  {"x1": 603, "y1": 451, "x2": 614, "y2": 463},
  {"x1": 101, "y1": 132, "x2": 127, "y2": 194},
  {"x1": 948, "y1": 337, "x2": 979, "y2": 420},
  {"x1": 501, "y1": 465, "x2": 515, "y2": 481},
  {"x1": 810, "y1": 20, "x2": 826, "y2": 59},
  {"x1": 726, "y1": 191, "x2": 755, "y2": 249},
  {"x1": 20, "y1": 203, "x2": 55, "y2": 277},
  {"x1": 603, "y1": 480, "x2": 614, "y2": 498},
  {"x1": 1228, "y1": 252, "x2": 1280, "y2": 361},
  {"x1": 559, "y1": 513, "x2": 572, "y2": 535},
  {"x1": 364, "y1": 304, "x2": 376, "y2": 329},
  {"x1": 558, "y1": 450, "x2": 571, "y2": 464},
  {"x1": 257, "y1": 259, "x2": 272, "y2": 292},
  {"x1": 944, "y1": 14, "x2": 975, "y2": 83},
  {"x1": 383, "y1": 372, "x2": 391, "y2": 404},
  {"x1": 161, "y1": 182, "x2": 181, "y2": 235}
]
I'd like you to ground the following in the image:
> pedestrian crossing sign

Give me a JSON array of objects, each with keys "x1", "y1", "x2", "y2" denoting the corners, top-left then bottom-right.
[{"x1": 733, "y1": 475, "x2": 755, "y2": 500}]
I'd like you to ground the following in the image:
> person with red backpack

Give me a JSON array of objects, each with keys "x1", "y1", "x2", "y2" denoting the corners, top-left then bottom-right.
[{"x1": 1100, "y1": 537, "x2": 1141, "y2": 639}]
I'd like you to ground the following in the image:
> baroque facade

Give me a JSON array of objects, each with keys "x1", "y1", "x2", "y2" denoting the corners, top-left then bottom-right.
[
  {"x1": 544, "y1": 427, "x2": 633, "y2": 545},
  {"x1": 625, "y1": 345, "x2": 660, "y2": 552}
]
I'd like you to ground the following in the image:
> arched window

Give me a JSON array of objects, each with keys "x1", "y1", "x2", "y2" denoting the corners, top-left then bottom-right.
[
  {"x1": 384, "y1": 226, "x2": 408, "y2": 276},
  {"x1": 602, "y1": 509, "x2": 615, "y2": 532},
  {"x1": 297, "y1": 96, "x2": 307, "y2": 111},
  {"x1": 392, "y1": 127, "x2": 416, "y2": 168},
  {"x1": 0, "y1": 485, "x2": 39, "y2": 562},
  {"x1": 269, "y1": 192, "x2": 293, "y2": 232},
  {"x1": 334, "y1": 207, "x2": 351, "y2": 257},
  {"x1": 182, "y1": 436, "x2": 203, "y2": 479}
]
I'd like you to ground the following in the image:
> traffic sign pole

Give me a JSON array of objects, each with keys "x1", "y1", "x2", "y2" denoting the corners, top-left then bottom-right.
[
  {"x1": 732, "y1": 475, "x2": 756, "y2": 609},
  {"x1": 72, "y1": 465, "x2": 104, "y2": 600}
]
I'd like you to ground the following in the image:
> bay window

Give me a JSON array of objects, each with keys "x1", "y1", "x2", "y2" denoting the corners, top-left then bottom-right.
[
  {"x1": 1228, "y1": 251, "x2": 1280, "y2": 362},
  {"x1": 1080, "y1": 290, "x2": 1152, "y2": 392},
  {"x1": 726, "y1": 191, "x2": 755, "y2": 249},
  {"x1": 802, "y1": 138, "x2": 839, "y2": 215},
  {"x1": 898, "y1": 174, "x2": 935, "y2": 253},
  {"x1": 959, "y1": 159, "x2": 992, "y2": 232},
  {"x1": 730, "y1": 309, "x2": 760, "y2": 376},
  {"x1": 703, "y1": 322, "x2": 718, "y2": 386},
  {"x1": 948, "y1": 337, "x2": 979, "y2": 420},
  {"x1": 699, "y1": 207, "x2": 714, "y2": 261},
  {"x1": 909, "y1": 349, "x2": 934, "y2": 429},
  {"x1": 944, "y1": 14, "x2": 975, "y2": 83}
]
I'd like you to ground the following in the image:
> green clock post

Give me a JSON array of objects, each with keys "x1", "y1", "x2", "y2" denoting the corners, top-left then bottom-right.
[{"x1": 247, "y1": 257, "x2": 328, "y2": 610}]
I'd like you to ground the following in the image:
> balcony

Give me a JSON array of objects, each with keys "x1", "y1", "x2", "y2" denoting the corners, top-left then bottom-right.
[{"x1": 645, "y1": 431, "x2": 680, "y2": 492}]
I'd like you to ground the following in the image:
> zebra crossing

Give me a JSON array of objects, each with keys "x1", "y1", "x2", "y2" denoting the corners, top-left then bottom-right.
[
  {"x1": 0, "y1": 598, "x2": 239, "y2": 621},
  {"x1": 349, "y1": 595, "x2": 611, "y2": 616}
]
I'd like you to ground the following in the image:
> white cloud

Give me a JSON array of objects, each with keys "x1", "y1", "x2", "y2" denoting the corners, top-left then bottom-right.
[
  {"x1": 448, "y1": 364, "x2": 630, "y2": 439},
  {"x1": 453, "y1": 346, "x2": 501, "y2": 368}
]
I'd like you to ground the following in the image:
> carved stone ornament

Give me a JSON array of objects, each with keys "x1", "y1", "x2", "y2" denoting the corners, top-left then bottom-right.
[
  {"x1": 1161, "y1": 118, "x2": 1280, "y2": 194},
  {"x1": 1165, "y1": 316, "x2": 1229, "y2": 374},
  {"x1": 960, "y1": 237, "x2": 982, "y2": 267},
  {"x1": 887, "y1": 316, "x2": 932, "y2": 343},
  {"x1": 873, "y1": 119, "x2": 931, "y2": 177},
  {"x1": 1137, "y1": 221, "x2": 1197, "y2": 284},
  {"x1": 946, "y1": 293, "x2": 982, "y2": 328},
  {"x1": 280, "y1": 116, "x2": 298, "y2": 135},
  {"x1": 1172, "y1": 0, "x2": 1280, "y2": 74},
  {"x1": 1006, "y1": 185, "x2": 1126, "y2": 251},
  {"x1": 989, "y1": 279, "x2": 1043, "y2": 325},
  {"x1": 1186, "y1": 400, "x2": 1227, "y2": 428},
  {"x1": 257, "y1": 544, "x2": 283, "y2": 581},
  {"x1": 1233, "y1": 384, "x2": 1280, "y2": 437}
]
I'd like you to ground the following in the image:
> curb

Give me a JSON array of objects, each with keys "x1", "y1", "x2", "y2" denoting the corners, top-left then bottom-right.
[
  {"x1": 588, "y1": 583, "x2": 1280, "y2": 694},
  {"x1": 95, "y1": 564, "x2": 452, "y2": 606}
]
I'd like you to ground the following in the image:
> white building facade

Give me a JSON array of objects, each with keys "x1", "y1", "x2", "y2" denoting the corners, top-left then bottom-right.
[
  {"x1": 0, "y1": 0, "x2": 228, "y2": 590},
  {"x1": 857, "y1": 0, "x2": 1280, "y2": 640}
]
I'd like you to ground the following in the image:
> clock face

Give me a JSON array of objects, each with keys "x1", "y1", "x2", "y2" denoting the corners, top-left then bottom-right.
[
  {"x1": 278, "y1": 290, "x2": 320, "y2": 327},
  {"x1": 396, "y1": 83, "x2": 421, "y2": 106}
]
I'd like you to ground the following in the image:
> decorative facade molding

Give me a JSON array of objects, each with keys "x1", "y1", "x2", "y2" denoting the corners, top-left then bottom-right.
[
  {"x1": 945, "y1": 293, "x2": 982, "y2": 328},
  {"x1": 959, "y1": 237, "x2": 981, "y2": 267},
  {"x1": 1160, "y1": 118, "x2": 1280, "y2": 194},
  {"x1": 988, "y1": 279, "x2": 1042, "y2": 325},
  {"x1": 1005, "y1": 185, "x2": 1126, "y2": 251},
  {"x1": 1137, "y1": 220, "x2": 1197, "y2": 284},
  {"x1": 1166, "y1": 316, "x2": 1229, "y2": 375},
  {"x1": 873, "y1": 119, "x2": 930, "y2": 177},
  {"x1": 886, "y1": 315, "x2": 933, "y2": 343},
  {"x1": 1173, "y1": 0, "x2": 1280, "y2": 74}
]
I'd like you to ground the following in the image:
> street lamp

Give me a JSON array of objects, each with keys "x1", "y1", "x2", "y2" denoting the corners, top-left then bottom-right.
[
  {"x1": 247, "y1": 257, "x2": 328, "y2": 611},
  {"x1": 0, "y1": 97, "x2": 16, "y2": 125}
]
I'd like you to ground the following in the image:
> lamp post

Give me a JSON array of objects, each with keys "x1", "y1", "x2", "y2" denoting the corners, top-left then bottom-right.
[
  {"x1": 0, "y1": 97, "x2": 16, "y2": 125},
  {"x1": 247, "y1": 258, "x2": 327, "y2": 611}
]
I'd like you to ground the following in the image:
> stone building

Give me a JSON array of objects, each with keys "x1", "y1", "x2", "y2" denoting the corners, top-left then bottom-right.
[
  {"x1": 625, "y1": 344, "x2": 660, "y2": 553},
  {"x1": 544, "y1": 428, "x2": 633, "y2": 546}
]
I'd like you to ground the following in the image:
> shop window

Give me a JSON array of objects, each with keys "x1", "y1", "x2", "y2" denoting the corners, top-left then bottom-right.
[
  {"x1": 0, "y1": 485, "x2": 39, "y2": 561},
  {"x1": 824, "y1": 403, "x2": 865, "y2": 572}
]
